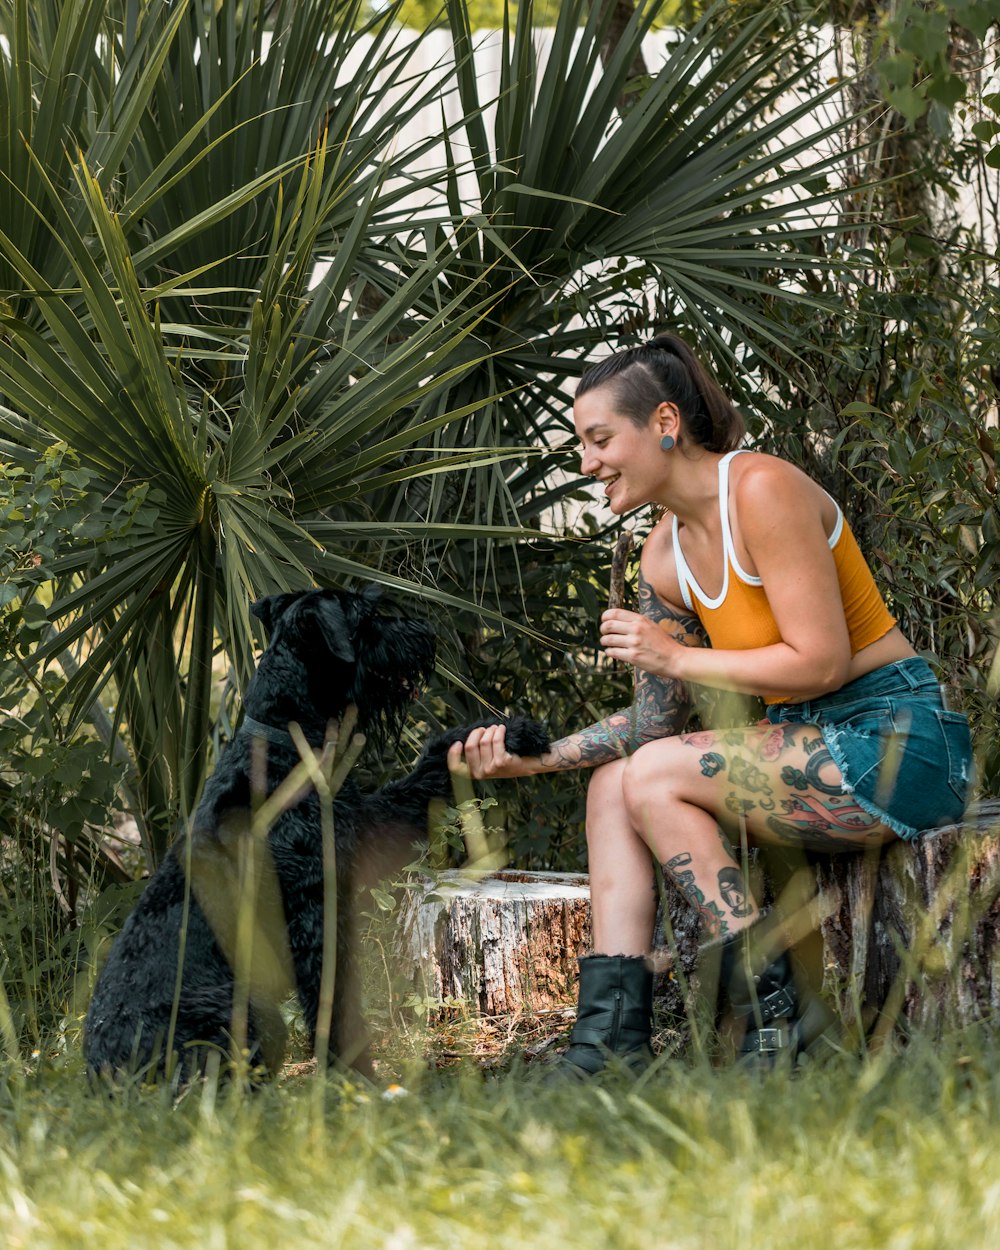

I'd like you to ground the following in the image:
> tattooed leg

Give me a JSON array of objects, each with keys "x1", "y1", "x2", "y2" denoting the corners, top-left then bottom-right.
[
  {"x1": 619, "y1": 720, "x2": 903, "y2": 935},
  {"x1": 661, "y1": 851, "x2": 744, "y2": 939},
  {"x1": 717, "y1": 865, "x2": 754, "y2": 917},
  {"x1": 622, "y1": 722, "x2": 898, "y2": 887}
]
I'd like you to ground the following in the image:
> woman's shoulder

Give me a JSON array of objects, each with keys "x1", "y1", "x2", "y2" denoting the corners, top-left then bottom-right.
[
  {"x1": 640, "y1": 510, "x2": 677, "y2": 565},
  {"x1": 729, "y1": 450, "x2": 827, "y2": 511}
]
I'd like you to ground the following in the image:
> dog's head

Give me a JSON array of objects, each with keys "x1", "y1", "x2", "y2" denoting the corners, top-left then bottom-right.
[{"x1": 248, "y1": 586, "x2": 436, "y2": 745}]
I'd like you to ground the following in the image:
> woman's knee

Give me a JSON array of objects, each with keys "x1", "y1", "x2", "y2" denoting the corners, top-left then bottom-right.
[
  {"x1": 584, "y1": 760, "x2": 656, "y2": 911},
  {"x1": 586, "y1": 757, "x2": 628, "y2": 809},
  {"x1": 621, "y1": 739, "x2": 686, "y2": 825}
]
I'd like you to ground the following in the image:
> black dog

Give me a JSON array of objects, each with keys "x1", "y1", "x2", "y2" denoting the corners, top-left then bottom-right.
[{"x1": 83, "y1": 587, "x2": 548, "y2": 1084}]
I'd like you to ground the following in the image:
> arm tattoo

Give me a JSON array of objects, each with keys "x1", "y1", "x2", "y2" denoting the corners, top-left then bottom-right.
[{"x1": 540, "y1": 571, "x2": 708, "y2": 772}]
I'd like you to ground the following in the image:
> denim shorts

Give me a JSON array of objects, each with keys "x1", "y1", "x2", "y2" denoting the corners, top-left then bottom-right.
[{"x1": 765, "y1": 658, "x2": 973, "y2": 841}]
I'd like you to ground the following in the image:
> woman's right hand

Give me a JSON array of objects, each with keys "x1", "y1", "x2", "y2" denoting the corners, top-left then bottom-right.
[{"x1": 446, "y1": 723, "x2": 539, "y2": 780}]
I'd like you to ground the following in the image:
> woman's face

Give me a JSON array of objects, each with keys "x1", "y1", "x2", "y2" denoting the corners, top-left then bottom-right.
[{"x1": 574, "y1": 386, "x2": 674, "y2": 514}]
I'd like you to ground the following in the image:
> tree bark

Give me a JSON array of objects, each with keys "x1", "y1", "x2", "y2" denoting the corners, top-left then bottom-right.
[
  {"x1": 393, "y1": 803, "x2": 1000, "y2": 1039},
  {"x1": 598, "y1": 1, "x2": 647, "y2": 77},
  {"x1": 394, "y1": 869, "x2": 591, "y2": 1016},
  {"x1": 814, "y1": 798, "x2": 1000, "y2": 1037}
]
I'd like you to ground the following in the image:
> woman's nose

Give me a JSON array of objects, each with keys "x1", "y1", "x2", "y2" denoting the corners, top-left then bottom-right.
[{"x1": 579, "y1": 445, "x2": 598, "y2": 476}]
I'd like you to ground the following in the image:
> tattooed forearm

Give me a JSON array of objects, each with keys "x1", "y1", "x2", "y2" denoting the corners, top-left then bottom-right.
[
  {"x1": 540, "y1": 679, "x2": 692, "y2": 771},
  {"x1": 539, "y1": 571, "x2": 706, "y2": 772}
]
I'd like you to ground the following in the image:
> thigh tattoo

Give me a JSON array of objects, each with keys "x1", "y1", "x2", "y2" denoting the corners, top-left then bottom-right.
[
  {"x1": 779, "y1": 741, "x2": 843, "y2": 797},
  {"x1": 764, "y1": 794, "x2": 882, "y2": 846},
  {"x1": 686, "y1": 725, "x2": 883, "y2": 848}
]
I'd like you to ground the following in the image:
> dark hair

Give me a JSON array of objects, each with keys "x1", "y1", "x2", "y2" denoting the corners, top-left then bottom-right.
[{"x1": 575, "y1": 332, "x2": 745, "y2": 453}]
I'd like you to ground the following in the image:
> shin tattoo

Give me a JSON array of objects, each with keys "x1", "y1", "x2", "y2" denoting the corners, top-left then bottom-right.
[{"x1": 662, "y1": 851, "x2": 732, "y2": 938}]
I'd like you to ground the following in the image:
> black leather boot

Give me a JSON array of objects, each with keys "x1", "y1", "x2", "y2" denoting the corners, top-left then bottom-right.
[
  {"x1": 557, "y1": 954, "x2": 654, "y2": 1076},
  {"x1": 706, "y1": 922, "x2": 836, "y2": 1065}
]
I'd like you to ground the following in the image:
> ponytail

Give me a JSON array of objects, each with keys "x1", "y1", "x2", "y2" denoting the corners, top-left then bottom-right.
[{"x1": 576, "y1": 331, "x2": 745, "y2": 453}]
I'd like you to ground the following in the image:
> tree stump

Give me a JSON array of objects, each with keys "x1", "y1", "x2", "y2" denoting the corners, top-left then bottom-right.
[
  {"x1": 394, "y1": 869, "x2": 591, "y2": 1016},
  {"x1": 814, "y1": 798, "x2": 1000, "y2": 1036},
  {"x1": 392, "y1": 803, "x2": 1000, "y2": 1037}
]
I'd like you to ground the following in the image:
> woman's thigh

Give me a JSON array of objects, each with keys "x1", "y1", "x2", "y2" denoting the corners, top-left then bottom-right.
[{"x1": 627, "y1": 722, "x2": 900, "y2": 852}]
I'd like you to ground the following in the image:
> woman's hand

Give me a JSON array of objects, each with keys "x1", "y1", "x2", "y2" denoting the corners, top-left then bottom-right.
[
  {"x1": 447, "y1": 723, "x2": 539, "y2": 780},
  {"x1": 599, "y1": 608, "x2": 687, "y2": 678}
]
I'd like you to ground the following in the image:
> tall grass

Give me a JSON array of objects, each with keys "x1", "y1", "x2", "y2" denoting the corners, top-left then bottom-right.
[{"x1": 2, "y1": 1023, "x2": 999, "y2": 1249}]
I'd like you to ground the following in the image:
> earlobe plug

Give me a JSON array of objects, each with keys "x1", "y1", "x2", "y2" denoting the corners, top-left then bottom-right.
[{"x1": 660, "y1": 435, "x2": 676, "y2": 451}]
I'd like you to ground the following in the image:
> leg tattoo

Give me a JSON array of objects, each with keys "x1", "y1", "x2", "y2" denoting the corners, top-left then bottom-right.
[
  {"x1": 662, "y1": 852, "x2": 738, "y2": 938},
  {"x1": 717, "y1": 866, "x2": 754, "y2": 918},
  {"x1": 684, "y1": 723, "x2": 886, "y2": 850}
]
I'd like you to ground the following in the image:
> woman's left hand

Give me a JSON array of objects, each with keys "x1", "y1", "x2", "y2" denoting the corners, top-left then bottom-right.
[{"x1": 599, "y1": 609, "x2": 686, "y2": 678}]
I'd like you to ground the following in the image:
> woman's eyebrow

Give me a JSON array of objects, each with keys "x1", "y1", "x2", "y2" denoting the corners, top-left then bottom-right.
[{"x1": 580, "y1": 422, "x2": 610, "y2": 439}]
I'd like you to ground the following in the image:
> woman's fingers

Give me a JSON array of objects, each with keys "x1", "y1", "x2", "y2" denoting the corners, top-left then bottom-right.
[
  {"x1": 599, "y1": 609, "x2": 679, "y2": 677},
  {"x1": 599, "y1": 609, "x2": 641, "y2": 653},
  {"x1": 448, "y1": 723, "x2": 512, "y2": 779},
  {"x1": 468, "y1": 724, "x2": 509, "y2": 777}
]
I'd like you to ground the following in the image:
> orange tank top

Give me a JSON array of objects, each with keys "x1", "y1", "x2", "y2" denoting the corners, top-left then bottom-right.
[{"x1": 672, "y1": 451, "x2": 896, "y2": 704}]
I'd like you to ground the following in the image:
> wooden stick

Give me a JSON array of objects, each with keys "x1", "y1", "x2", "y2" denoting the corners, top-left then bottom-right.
[{"x1": 608, "y1": 527, "x2": 634, "y2": 610}]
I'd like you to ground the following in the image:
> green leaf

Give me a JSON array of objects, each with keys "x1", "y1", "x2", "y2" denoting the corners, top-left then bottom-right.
[
  {"x1": 839, "y1": 402, "x2": 886, "y2": 418},
  {"x1": 925, "y1": 75, "x2": 966, "y2": 109},
  {"x1": 887, "y1": 84, "x2": 930, "y2": 124}
]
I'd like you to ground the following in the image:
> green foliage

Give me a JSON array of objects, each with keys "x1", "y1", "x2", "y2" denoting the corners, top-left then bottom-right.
[
  {"x1": 1, "y1": 443, "x2": 150, "y2": 613},
  {"x1": 0, "y1": 716, "x2": 126, "y2": 1051},
  {"x1": 380, "y1": 1, "x2": 702, "y2": 30},
  {"x1": 0, "y1": 0, "x2": 871, "y2": 874},
  {"x1": 745, "y1": 228, "x2": 1000, "y2": 787},
  {"x1": 1, "y1": 450, "x2": 139, "y2": 1049},
  {"x1": 862, "y1": 0, "x2": 1000, "y2": 145},
  {"x1": 383, "y1": 0, "x2": 516, "y2": 27}
]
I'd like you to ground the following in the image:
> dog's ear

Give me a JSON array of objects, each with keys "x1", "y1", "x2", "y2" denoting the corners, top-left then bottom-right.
[
  {"x1": 360, "y1": 583, "x2": 383, "y2": 610},
  {"x1": 312, "y1": 594, "x2": 356, "y2": 663},
  {"x1": 250, "y1": 592, "x2": 301, "y2": 636}
]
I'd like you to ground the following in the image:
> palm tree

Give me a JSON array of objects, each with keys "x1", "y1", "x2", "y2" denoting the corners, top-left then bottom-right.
[{"x1": 1, "y1": 0, "x2": 866, "y2": 865}]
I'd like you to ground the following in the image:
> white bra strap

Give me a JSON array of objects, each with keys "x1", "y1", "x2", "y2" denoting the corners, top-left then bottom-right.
[
  {"x1": 718, "y1": 449, "x2": 751, "y2": 581},
  {"x1": 671, "y1": 513, "x2": 696, "y2": 612},
  {"x1": 721, "y1": 452, "x2": 844, "y2": 588}
]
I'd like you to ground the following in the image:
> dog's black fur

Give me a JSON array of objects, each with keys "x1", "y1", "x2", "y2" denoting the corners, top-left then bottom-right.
[{"x1": 83, "y1": 587, "x2": 549, "y2": 1083}]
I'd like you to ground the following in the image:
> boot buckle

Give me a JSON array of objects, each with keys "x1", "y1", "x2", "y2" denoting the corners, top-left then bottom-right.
[
  {"x1": 744, "y1": 1025, "x2": 788, "y2": 1053},
  {"x1": 732, "y1": 984, "x2": 796, "y2": 1022},
  {"x1": 757, "y1": 985, "x2": 797, "y2": 1019}
]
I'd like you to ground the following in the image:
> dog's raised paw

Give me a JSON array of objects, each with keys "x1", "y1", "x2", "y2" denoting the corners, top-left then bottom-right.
[{"x1": 502, "y1": 716, "x2": 550, "y2": 758}]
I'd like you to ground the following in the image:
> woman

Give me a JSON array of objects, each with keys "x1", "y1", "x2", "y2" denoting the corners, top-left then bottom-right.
[{"x1": 448, "y1": 333, "x2": 974, "y2": 1073}]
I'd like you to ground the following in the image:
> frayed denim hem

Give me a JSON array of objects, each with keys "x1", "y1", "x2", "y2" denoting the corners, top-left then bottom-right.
[{"x1": 819, "y1": 724, "x2": 919, "y2": 841}]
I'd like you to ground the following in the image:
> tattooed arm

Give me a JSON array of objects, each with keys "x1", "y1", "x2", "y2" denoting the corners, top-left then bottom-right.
[
  {"x1": 450, "y1": 569, "x2": 707, "y2": 780},
  {"x1": 536, "y1": 571, "x2": 705, "y2": 772}
]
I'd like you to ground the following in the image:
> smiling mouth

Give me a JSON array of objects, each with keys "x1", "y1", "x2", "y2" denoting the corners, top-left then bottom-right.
[{"x1": 603, "y1": 474, "x2": 621, "y2": 495}]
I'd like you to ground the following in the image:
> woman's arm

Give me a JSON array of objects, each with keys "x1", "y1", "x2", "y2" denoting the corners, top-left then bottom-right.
[
  {"x1": 538, "y1": 572, "x2": 702, "y2": 772},
  {"x1": 450, "y1": 568, "x2": 706, "y2": 780}
]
